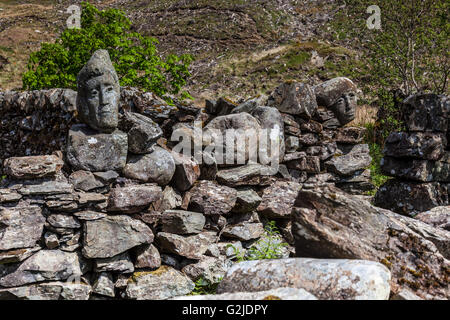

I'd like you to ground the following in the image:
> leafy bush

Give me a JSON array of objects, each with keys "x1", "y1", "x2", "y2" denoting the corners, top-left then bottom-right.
[
  {"x1": 22, "y1": 1, "x2": 193, "y2": 101},
  {"x1": 228, "y1": 221, "x2": 288, "y2": 262}
]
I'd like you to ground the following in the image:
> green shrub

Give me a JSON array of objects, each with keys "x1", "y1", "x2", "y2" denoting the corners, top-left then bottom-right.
[
  {"x1": 228, "y1": 221, "x2": 288, "y2": 262},
  {"x1": 22, "y1": 1, "x2": 193, "y2": 102}
]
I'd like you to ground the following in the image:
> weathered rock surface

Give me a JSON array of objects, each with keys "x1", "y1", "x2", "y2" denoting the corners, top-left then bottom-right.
[
  {"x1": 174, "y1": 287, "x2": 318, "y2": 300},
  {"x1": 93, "y1": 272, "x2": 115, "y2": 297},
  {"x1": 222, "y1": 223, "x2": 265, "y2": 241},
  {"x1": 325, "y1": 144, "x2": 372, "y2": 176},
  {"x1": 232, "y1": 188, "x2": 262, "y2": 213},
  {"x1": 383, "y1": 132, "x2": 446, "y2": 161},
  {"x1": 188, "y1": 181, "x2": 237, "y2": 215},
  {"x1": 414, "y1": 206, "x2": 450, "y2": 231},
  {"x1": 257, "y1": 181, "x2": 302, "y2": 218},
  {"x1": 3, "y1": 155, "x2": 64, "y2": 180},
  {"x1": 334, "y1": 127, "x2": 366, "y2": 144},
  {"x1": 0, "y1": 250, "x2": 86, "y2": 288},
  {"x1": 401, "y1": 94, "x2": 448, "y2": 132},
  {"x1": 0, "y1": 247, "x2": 40, "y2": 265},
  {"x1": 123, "y1": 147, "x2": 175, "y2": 185},
  {"x1": 94, "y1": 252, "x2": 134, "y2": 273},
  {"x1": 156, "y1": 231, "x2": 216, "y2": 259},
  {"x1": 268, "y1": 82, "x2": 317, "y2": 118},
  {"x1": 171, "y1": 152, "x2": 200, "y2": 191},
  {"x1": 0, "y1": 206, "x2": 45, "y2": 250},
  {"x1": 216, "y1": 164, "x2": 276, "y2": 187},
  {"x1": 374, "y1": 180, "x2": 448, "y2": 215},
  {"x1": 285, "y1": 153, "x2": 321, "y2": 173},
  {"x1": 0, "y1": 282, "x2": 91, "y2": 300},
  {"x1": 292, "y1": 185, "x2": 450, "y2": 299},
  {"x1": 47, "y1": 214, "x2": 81, "y2": 229},
  {"x1": 182, "y1": 256, "x2": 232, "y2": 283},
  {"x1": 161, "y1": 210, "x2": 205, "y2": 235},
  {"x1": 120, "y1": 111, "x2": 163, "y2": 154},
  {"x1": 217, "y1": 258, "x2": 391, "y2": 300},
  {"x1": 18, "y1": 180, "x2": 73, "y2": 196},
  {"x1": 380, "y1": 155, "x2": 450, "y2": 182},
  {"x1": 203, "y1": 112, "x2": 262, "y2": 165},
  {"x1": 125, "y1": 266, "x2": 195, "y2": 300},
  {"x1": 133, "y1": 244, "x2": 161, "y2": 269},
  {"x1": 82, "y1": 215, "x2": 154, "y2": 258},
  {"x1": 66, "y1": 124, "x2": 128, "y2": 172},
  {"x1": 107, "y1": 184, "x2": 162, "y2": 213},
  {"x1": 69, "y1": 170, "x2": 105, "y2": 191}
]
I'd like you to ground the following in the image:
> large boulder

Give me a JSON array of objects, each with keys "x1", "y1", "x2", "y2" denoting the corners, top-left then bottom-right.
[
  {"x1": 66, "y1": 124, "x2": 128, "y2": 172},
  {"x1": 0, "y1": 206, "x2": 45, "y2": 251},
  {"x1": 292, "y1": 185, "x2": 450, "y2": 299},
  {"x1": 216, "y1": 258, "x2": 391, "y2": 300},
  {"x1": 82, "y1": 215, "x2": 154, "y2": 258}
]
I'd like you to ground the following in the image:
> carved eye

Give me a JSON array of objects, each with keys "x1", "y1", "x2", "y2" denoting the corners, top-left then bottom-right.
[
  {"x1": 90, "y1": 89, "x2": 98, "y2": 96},
  {"x1": 106, "y1": 86, "x2": 114, "y2": 92}
]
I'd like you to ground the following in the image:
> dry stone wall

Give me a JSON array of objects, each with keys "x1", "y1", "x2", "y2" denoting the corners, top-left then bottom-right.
[
  {"x1": 0, "y1": 60, "x2": 448, "y2": 299},
  {"x1": 375, "y1": 94, "x2": 450, "y2": 215}
]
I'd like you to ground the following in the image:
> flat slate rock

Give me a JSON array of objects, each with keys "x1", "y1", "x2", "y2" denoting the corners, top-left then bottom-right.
[
  {"x1": 3, "y1": 155, "x2": 64, "y2": 180},
  {"x1": 125, "y1": 266, "x2": 195, "y2": 300},
  {"x1": 82, "y1": 215, "x2": 154, "y2": 259},
  {"x1": 0, "y1": 206, "x2": 45, "y2": 251}
]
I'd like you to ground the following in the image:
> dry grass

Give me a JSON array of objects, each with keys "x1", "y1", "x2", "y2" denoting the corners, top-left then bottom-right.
[{"x1": 348, "y1": 104, "x2": 377, "y2": 127}]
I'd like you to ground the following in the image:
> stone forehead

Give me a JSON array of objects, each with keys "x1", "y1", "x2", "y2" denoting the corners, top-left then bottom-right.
[
  {"x1": 77, "y1": 49, "x2": 118, "y2": 88},
  {"x1": 314, "y1": 77, "x2": 357, "y2": 107}
]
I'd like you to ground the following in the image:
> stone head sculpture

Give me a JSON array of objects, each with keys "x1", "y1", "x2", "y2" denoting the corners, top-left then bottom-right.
[
  {"x1": 314, "y1": 77, "x2": 357, "y2": 126},
  {"x1": 76, "y1": 50, "x2": 120, "y2": 133}
]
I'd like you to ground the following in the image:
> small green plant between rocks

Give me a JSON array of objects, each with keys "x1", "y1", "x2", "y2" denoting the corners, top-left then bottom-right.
[
  {"x1": 228, "y1": 221, "x2": 289, "y2": 262},
  {"x1": 189, "y1": 276, "x2": 223, "y2": 296}
]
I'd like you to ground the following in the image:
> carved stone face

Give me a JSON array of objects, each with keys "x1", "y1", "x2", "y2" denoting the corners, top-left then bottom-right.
[
  {"x1": 83, "y1": 73, "x2": 120, "y2": 132},
  {"x1": 76, "y1": 50, "x2": 120, "y2": 133},
  {"x1": 330, "y1": 91, "x2": 357, "y2": 125},
  {"x1": 314, "y1": 77, "x2": 358, "y2": 127}
]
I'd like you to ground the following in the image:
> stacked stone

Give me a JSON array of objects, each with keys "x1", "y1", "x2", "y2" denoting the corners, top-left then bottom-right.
[
  {"x1": 0, "y1": 51, "x2": 294, "y2": 300},
  {"x1": 0, "y1": 87, "x2": 196, "y2": 173},
  {"x1": 374, "y1": 94, "x2": 450, "y2": 215},
  {"x1": 267, "y1": 78, "x2": 374, "y2": 195}
]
